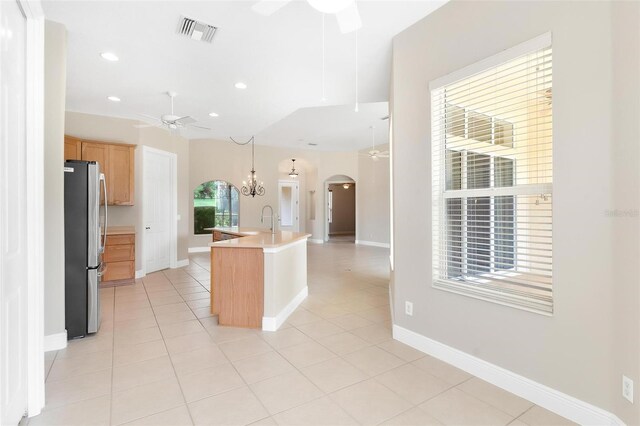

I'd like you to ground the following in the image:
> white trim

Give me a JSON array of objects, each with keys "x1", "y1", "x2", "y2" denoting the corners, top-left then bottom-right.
[
  {"x1": 135, "y1": 270, "x2": 145, "y2": 279},
  {"x1": 262, "y1": 237, "x2": 308, "y2": 254},
  {"x1": 262, "y1": 286, "x2": 308, "y2": 331},
  {"x1": 175, "y1": 259, "x2": 189, "y2": 268},
  {"x1": 308, "y1": 239, "x2": 324, "y2": 244},
  {"x1": 43, "y1": 332, "x2": 67, "y2": 352},
  {"x1": 355, "y1": 240, "x2": 390, "y2": 249},
  {"x1": 393, "y1": 325, "x2": 624, "y2": 426},
  {"x1": 22, "y1": 0, "x2": 46, "y2": 417},
  {"x1": 188, "y1": 246, "x2": 210, "y2": 253},
  {"x1": 141, "y1": 146, "x2": 178, "y2": 274},
  {"x1": 429, "y1": 32, "x2": 552, "y2": 90}
]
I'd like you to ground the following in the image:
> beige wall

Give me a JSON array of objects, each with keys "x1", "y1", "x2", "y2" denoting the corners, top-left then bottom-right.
[
  {"x1": 328, "y1": 184, "x2": 356, "y2": 235},
  {"x1": 357, "y1": 144, "x2": 390, "y2": 245},
  {"x1": 44, "y1": 21, "x2": 67, "y2": 338},
  {"x1": 65, "y1": 112, "x2": 190, "y2": 270},
  {"x1": 189, "y1": 138, "x2": 359, "y2": 247},
  {"x1": 390, "y1": 1, "x2": 639, "y2": 424},
  {"x1": 611, "y1": 1, "x2": 640, "y2": 422}
]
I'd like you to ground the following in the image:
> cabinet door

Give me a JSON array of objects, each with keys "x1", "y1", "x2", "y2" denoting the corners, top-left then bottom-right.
[
  {"x1": 81, "y1": 142, "x2": 109, "y2": 204},
  {"x1": 108, "y1": 144, "x2": 134, "y2": 205},
  {"x1": 64, "y1": 136, "x2": 82, "y2": 161}
]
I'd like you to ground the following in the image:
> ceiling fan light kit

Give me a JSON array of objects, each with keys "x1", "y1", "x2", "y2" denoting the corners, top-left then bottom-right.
[
  {"x1": 252, "y1": 0, "x2": 361, "y2": 34},
  {"x1": 136, "y1": 91, "x2": 211, "y2": 132}
]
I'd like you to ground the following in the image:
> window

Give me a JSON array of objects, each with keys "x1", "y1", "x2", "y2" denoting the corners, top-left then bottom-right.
[
  {"x1": 431, "y1": 34, "x2": 553, "y2": 314},
  {"x1": 193, "y1": 180, "x2": 239, "y2": 234}
]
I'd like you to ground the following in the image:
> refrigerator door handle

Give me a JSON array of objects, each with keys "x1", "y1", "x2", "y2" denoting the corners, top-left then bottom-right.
[
  {"x1": 99, "y1": 173, "x2": 108, "y2": 252},
  {"x1": 97, "y1": 262, "x2": 108, "y2": 277}
]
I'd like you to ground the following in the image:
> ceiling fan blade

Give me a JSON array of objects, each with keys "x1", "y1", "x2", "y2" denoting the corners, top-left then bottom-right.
[
  {"x1": 336, "y1": 2, "x2": 361, "y2": 34},
  {"x1": 174, "y1": 116, "x2": 196, "y2": 125},
  {"x1": 189, "y1": 124, "x2": 212, "y2": 131},
  {"x1": 252, "y1": 0, "x2": 291, "y2": 16}
]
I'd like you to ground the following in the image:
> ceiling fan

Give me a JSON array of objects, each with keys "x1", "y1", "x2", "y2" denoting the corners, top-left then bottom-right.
[
  {"x1": 252, "y1": 0, "x2": 362, "y2": 34},
  {"x1": 362, "y1": 126, "x2": 389, "y2": 161},
  {"x1": 136, "y1": 92, "x2": 210, "y2": 132}
]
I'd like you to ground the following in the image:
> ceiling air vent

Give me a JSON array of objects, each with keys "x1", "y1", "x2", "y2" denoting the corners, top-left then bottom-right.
[{"x1": 177, "y1": 16, "x2": 217, "y2": 43}]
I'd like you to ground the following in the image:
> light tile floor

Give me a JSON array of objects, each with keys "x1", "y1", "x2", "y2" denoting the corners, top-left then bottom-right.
[{"x1": 31, "y1": 243, "x2": 575, "y2": 426}]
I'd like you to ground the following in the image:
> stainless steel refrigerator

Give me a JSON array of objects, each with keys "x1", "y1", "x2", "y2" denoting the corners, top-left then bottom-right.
[{"x1": 64, "y1": 160, "x2": 108, "y2": 339}]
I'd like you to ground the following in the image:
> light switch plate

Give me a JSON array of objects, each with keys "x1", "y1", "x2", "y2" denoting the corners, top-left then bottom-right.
[{"x1": 623, "y1": 375, "x2": 634, "y2": 403}]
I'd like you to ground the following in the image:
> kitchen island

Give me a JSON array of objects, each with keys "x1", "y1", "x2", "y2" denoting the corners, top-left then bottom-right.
[{"x1": 207, "y1": 227, "x2": 310, "y2": 331}]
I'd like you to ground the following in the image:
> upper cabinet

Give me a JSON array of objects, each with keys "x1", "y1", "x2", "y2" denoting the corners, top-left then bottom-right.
[
  {"x1": 107, "y1": 144, "x2": 135, "y2": 205},
  {"x1": 65, "y1": 135, "x2": 136, "y2": 206},
  {"x1": 64, "y1": 136, "x2": 82, "y2": 160}
]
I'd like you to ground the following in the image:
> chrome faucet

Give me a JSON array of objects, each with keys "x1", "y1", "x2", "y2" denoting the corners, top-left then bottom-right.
[{"x1": 261, "y1": 205, "x2": 276, "y2": 234}]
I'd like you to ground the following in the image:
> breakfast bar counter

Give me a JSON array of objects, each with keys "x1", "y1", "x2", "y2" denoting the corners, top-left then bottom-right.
[{"x1": 207, "y1": 227, "x2": 310, "y2": 330}]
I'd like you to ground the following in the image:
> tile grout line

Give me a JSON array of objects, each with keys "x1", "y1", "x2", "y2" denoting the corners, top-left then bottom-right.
[
  {"x1": 142, "y1": 271, "x2": 195, "y2": 426},
  {"x1": 108, "y1": 285, "x2": 116, "y2": 426},
  {"x1": 176, "y1": 265, "x2": 277, "y2": 423}
]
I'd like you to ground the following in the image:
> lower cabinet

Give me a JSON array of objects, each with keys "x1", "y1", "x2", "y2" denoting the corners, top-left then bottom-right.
[{"x1": 103, "y1": 232, "x2": 135, "y2": 284}]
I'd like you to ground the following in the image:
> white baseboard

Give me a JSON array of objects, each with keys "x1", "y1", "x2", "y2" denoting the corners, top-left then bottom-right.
[
  {"x1": 392, "y1": 325, "x2": 624, "y2": 426},
  {"x1": 356, "y1": 240, "x2": 391, "y2": 249},
  {"x1": 44, "y1": 331, "x2": 67, "y2": 352},
  {"x1": 188, "y1": 247, "x2": 210, "y2": 253},
  {"x1": 135, "y1": 270, "x2": 145, "y2": 279},
  {"x1": 262, "y1": 286, "x2": 308, "y2": 331},
  {"x1": 175, "y1": 259, "x2": 189, "y2": 268},
  {"x1": 308, "y1": 239, "x2": 324, "y2": 244}
]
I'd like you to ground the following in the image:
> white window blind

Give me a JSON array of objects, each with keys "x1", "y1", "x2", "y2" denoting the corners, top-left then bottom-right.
[{"x1": 431, "y1": 35, "x2": 553, "y2": 314}]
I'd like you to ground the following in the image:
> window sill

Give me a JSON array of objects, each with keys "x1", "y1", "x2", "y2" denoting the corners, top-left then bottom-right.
[{"x1": 433, "y1": 278, "x2": 553, "y2": 316}]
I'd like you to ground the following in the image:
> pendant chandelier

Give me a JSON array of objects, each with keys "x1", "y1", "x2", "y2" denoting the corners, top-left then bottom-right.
[
  {"x1": 231, "y1": 136, "x2": 265, "y2": 197},
  {"x1": 288, "y1": 159, "x2": 299, "y2": 178}
]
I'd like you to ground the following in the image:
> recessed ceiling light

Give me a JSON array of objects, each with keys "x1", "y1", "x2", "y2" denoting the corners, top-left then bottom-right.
[
  {"x1": 308, "y1": 142, "x2": 318, "y2": 146},
  {"x1": 235, "y1": 82, "x2": 247, "y2": 89},
  {"x1": 100, "y1": 52, "x2": 119, "y2": 61},
  {"x1": 107, "y1": 96, "x2": 121, "y2": 102},
  {"x1": 208, "y1": 112, "x2": 219, "y2": 117}
]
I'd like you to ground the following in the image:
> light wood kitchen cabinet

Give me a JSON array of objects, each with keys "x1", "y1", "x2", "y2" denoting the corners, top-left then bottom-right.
[
  {"x1": 64, "y1": 136, "x2": 82, "y2": 160},
  {"x1": 65, "y1": 135, "x2": 136, "y2": 206},
  {"x1": 103, "y1": 229, "x2": 135, "y2": 284},
  {"x1": 107, "y1": 144, "x2": 135, "y2": 205}
]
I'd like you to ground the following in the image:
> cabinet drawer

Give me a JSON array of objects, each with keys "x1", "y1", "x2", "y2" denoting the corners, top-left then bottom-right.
[
  {"x1": 102, "y1": 260, "x2": 134, "y2": 281},
  {"x1": 104, "y1": 244, "x2": 134, "y2": 262},
  {"x1": 106, "y1": 234, "x2": 135, "y2": 246}
]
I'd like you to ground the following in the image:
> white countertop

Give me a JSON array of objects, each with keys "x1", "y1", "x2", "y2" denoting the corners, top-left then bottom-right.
[{"x1": 207, "y1": 227, "x2": 311, "y2": 249}]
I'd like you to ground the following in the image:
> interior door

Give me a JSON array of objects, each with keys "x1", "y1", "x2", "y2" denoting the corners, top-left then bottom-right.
[
  {"x1": 278, "y1": 181, "x2": 299, "y2": 232},
  {"x1": 144, "y1": 149, "x2": 172, "y2": 273},
  {"x1": 0, "y1": 1, "x2": 29, "y2": 423}
]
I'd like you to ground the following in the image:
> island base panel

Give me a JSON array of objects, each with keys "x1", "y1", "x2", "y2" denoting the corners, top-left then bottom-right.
[{"x1": 213, "y1": 247, "x2": 264, "y2": 328}]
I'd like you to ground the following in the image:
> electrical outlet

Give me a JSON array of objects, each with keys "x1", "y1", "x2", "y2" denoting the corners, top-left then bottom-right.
[
  {"x1": 623, "y1": 376, "x2": 634, "y2": 403},
  {"x1": 405, "y1": 301, "x2": 413, "y2": 316}
]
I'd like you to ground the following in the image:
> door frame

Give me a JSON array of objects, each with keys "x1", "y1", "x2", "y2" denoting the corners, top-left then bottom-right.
[
  {"x1": 324, "y1": 180, "x2": 356, "y2": 242},
  {"x1": 6, "y1": 0, "x2": 46, "y2": 418},
  {"x1": 277, "y1": 179, "x2": 300, "y2": 232},
  {"x1": 141, "y1": 146, "x2": 178, "y2": 276}
]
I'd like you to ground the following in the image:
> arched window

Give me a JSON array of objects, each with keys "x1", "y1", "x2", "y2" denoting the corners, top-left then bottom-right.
[{"x1": 194, "y1": 180, "x2": 239, "y2": 234}]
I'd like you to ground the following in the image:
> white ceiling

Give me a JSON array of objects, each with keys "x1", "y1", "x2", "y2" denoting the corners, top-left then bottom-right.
[{"x1": 43, "y1": 0, "x2": 446, "y2": 149}]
